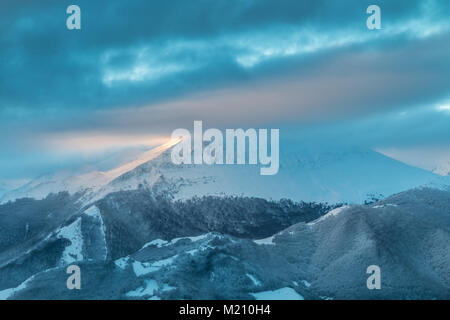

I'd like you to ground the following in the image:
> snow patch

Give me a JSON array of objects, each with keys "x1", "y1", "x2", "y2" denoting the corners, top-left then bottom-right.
[
  {"x1": 150, "y1": 255, "x2": 178, "y2": 269},
  {"x1": 161, "y1": 283, "x2": 176, "y2": 292},
  {"x1": 142, "y1": 239, "x2": 168, "y2": 249},
  {"x1": 169, "y1": 234, "x2": 211, "y2": 245},
  {"x1": 114, "y1": 257, "x2": 130, "y2": 270},
  {"x1": 56, "y1": 217, "x2": 84, "y2": 265},
  {"x1": 253, "y1": 236, "x2": 275, "y2": 246},
  {"x1": 246, "y1": 274, "x2": 262, "y2": 286},
  {"x1": 132, "y1": 261, "x2": 154, "y2": 276},
  {"x1": 372, "y1": 204, "x2": 398, "y2": 209},
  {"x1": 140, "y1": 233, "x2": 214, "y2": 251},
  {"x1": 84, "y1": 205, "x2": 108, "y2": 260},
  {"x1": 301, "y1": 280, "x2": 311, "y2": 288},
  {"x1": 186, "y1": 249, "x2": 198, "y2": 255},
  {"x1": 125, "y1": 280, "x2": 174, "y2": 299},
  {"x1": 308, "y1": 205, "x2": 350, "y2": 225},
  {"x1": 251, "y1": 287, "x2": 304, "y2": 300},
  {"x1": 126, "y1": 279, "x2": 158, "y2": 297},
  {"x1": 132, "y1": 255, "x2": 178, "y2": 276}
]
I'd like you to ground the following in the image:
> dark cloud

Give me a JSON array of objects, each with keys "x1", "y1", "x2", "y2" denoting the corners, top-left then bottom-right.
[
  {"x1": 1, "y1": 0, "x2": 449, "y2": 113},
  {"x1": 1, "y1": 0, "x2": 450, "y2": 179}
]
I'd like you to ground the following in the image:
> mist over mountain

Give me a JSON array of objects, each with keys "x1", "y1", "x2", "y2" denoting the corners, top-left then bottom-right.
[
  {"x1": 1, "y1": 0, "x2": 450, "y2": 303},
  {"x1": 1, "y1": 139, "x2": 444, "y2": 206},
  {"x1": 1, "y1": 138, "x2": 448, "y2": 300}
]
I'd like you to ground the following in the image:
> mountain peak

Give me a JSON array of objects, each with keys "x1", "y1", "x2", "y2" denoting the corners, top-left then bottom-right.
[{"x1": 1, "y1": 139, "x2": 446, "y2": 206}]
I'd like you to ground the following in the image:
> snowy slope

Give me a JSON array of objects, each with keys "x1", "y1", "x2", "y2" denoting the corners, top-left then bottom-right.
[
  {"x1": 85, "y1": 141, "x2": 444, "y2": 204},
  {"x1": 2, "y1": 138, "x2": 446, "y2": 205},
  {"x1": 0, "y1": 179, "x2": 30, "y2": 199},
  {"x1": 0, "y1": 139, "x2": 180, "y2": 204},
  {"x1": 1, "y1": 187, "x2": 449, "y2": 299},
  {"x1": 433, "y1": 162, "x2": 450, "y2": 176}
]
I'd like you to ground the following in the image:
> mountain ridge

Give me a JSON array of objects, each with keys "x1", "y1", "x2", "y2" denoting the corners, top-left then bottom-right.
[
  {"x1": 1, "y1": 139, "x2": 445, "y2": 205},
  {"x1": 0, "y1": 186, "x2": 448, "y2": 299}
]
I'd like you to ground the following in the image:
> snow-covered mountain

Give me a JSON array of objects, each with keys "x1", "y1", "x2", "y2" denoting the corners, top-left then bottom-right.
[
  {"x1": 0, "y1": 187, "x2": 448, "y2": 299},
  {"x1": 0, "y1": 139, "x2": 181, "y2": 204},
  {"x1": 1, "y1": 144, "x2": 447, "y2": 300},
  {"x1": 433, "y1": 162, "x2": 450, "y2": 176},
  {"x1": 1, "y1": 138, "x2": 446, "y2": 205},
  {"x1": 0, "y1": 179, "x2": 29, "y2": 199}
]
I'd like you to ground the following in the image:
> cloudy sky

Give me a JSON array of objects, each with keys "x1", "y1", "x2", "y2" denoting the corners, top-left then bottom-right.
[{"x1": 1, "y1": 0, "x2": 450, "y2": 180}]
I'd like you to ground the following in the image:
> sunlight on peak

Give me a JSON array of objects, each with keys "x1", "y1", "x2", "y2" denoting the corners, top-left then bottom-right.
[{"x1": 104, "y1": 136, "x2": 176, "y2": 180}]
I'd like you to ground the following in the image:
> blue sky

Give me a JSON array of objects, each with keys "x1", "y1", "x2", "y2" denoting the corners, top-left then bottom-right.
[{"x1": 1, "y1": 0, "x2": 450, "y2": 180}]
